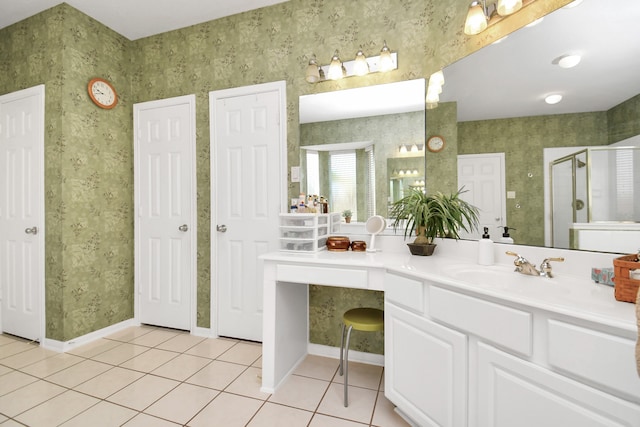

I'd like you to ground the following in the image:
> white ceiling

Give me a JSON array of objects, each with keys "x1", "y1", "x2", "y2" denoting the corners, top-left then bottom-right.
[
  {"x1": 0, "y1": 0, "x2": 289, "y2": 40},
  {"x1": 441, "y1": 0, "x2": 640, "y2": 121}
]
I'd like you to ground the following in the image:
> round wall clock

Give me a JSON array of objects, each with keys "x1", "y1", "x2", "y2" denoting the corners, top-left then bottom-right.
[
  {"x1": 427, "y1": 135, "x2": 445, "y2": 153},
  {"x1": 87, "y1": 77, "x2": 118, "y2": 109}
]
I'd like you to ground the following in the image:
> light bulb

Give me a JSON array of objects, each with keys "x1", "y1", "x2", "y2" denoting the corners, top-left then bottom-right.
[
  {"x1": 497, "y1": 0, "x2": 522, "y2": 16},
  {"x1": 353, "y1": 50, "x2": 369, "y2": 76},
  {"x1": 464, "y1": 1, "x2": 488, "y2": 35},
  {"x1": 327, "y1": 51, "x2": 343, "y2": 80},
  {"x1": 305, "y1": 57, "x2": 320, "y2": 83},
  {"x1": 379, "y1": 41, "x2": 394, "y2": 72}
]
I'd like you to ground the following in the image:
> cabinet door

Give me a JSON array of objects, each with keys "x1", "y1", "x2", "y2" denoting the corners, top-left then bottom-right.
[
  {"x1": 385, "y1": 302, "x2": 467, "y2": 427},
  {"x1": 476, "y1": 342, "x2": 640, "y2": 427}
]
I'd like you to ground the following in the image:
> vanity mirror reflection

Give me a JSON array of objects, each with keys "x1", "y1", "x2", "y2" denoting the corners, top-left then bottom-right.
[
  {"x1": 435, "y1": 0, "x2": 640, "y2": 252},
  {"x1": 299, "y1": 79, "x2": 425, "y2": 222}
]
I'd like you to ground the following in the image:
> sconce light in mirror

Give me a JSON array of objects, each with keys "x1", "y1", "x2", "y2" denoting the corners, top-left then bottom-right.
[
  {"x1": 304, "y1": 42, "x2": 398, "y2": 83},
  {"x1": 426, "y1": 70, "x2": 445, "y2": 109},
  {"x1": 464, "y1": 0, "x2": 533, "y2": 36}
]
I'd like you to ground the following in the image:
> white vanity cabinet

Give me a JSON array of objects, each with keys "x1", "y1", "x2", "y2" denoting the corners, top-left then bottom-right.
[
  {"x1": 477, "y1": 342, "x2": 640, "y2": 427},
  {"x1": 383, "y1": 271, "x2": 640, "y2": 427},
  {"x1": 384, "y1": 273, "x2": 468, "y2": 427}
]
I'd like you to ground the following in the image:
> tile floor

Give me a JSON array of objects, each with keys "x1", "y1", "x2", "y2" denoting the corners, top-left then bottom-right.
[{"x1": 0, "y1": 325, "x2": 409, "y2": 426}]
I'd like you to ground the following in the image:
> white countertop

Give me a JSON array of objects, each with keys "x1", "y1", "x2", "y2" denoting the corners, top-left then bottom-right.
[{"x1": 261, "y1": 238, "x2": 637, "y2": 334}]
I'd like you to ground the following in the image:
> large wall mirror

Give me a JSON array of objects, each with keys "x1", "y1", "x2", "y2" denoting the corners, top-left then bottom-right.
[
  {"x1": 299, "y1": 79, "x2": 425, "y2": 222},
  {"x1": 435, "y1": 0, "x2": 640, "y2": 253}
]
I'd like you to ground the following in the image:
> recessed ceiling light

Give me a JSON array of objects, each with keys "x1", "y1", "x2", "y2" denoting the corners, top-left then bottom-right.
[
  {"x1": 525, "y1": 17, "x2": 544, "y2": 28},
  {"x1": 545, "y1": 94, "x2": 563, "y2": 105},
  {"x1": 563, "y1": 0, "x2": 584, "y2": 9},
  {"x1": 556, "y1": 54, "x2": 581, "y2": 68}
]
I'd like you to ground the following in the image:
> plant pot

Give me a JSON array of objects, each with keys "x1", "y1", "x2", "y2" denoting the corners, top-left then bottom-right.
[
  {"x1": 407, "y1": 243, "x2": 437, "y2": 256},
  {"x1": 345, "y1": 217, "x2": 351, "y2": 223}
]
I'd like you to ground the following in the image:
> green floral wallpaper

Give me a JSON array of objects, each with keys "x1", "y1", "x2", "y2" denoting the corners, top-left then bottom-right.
[
  {"x1": 608, "y1": 93, "x2": 640, "y2": 144},
  {"x1": 0, "y1": 0, "x2": 571, "y2": 346},
  {"x1": 0, "y1": 4, "x2": 133, "y2": 341},
  {"x1": 457, "y1": 112, "x2": 607, "y2": 246}
]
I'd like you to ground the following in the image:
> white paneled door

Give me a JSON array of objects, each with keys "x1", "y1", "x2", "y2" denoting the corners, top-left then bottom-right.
[
  {"x1": 458, "y1": 153, "x2": 506, "y2": 241},
  {"x1": 0, "y1": 85, "x2": 45, "y2": 342},
  {"x1": 210, "y1": 82, "x2": 286, "y2": 342},
  {"x1": 134, "y1": 95, "x2": 196, "y2": 331}
]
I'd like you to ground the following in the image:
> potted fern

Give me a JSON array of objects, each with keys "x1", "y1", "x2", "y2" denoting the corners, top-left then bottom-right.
[{"x1": 390, "y1": 188, "x2": 479, "y2": 255}]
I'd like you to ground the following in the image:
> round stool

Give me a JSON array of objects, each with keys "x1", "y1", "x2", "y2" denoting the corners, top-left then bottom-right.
[{"x1": 339, "y1": 307, "x2": 384, "y2": 407}]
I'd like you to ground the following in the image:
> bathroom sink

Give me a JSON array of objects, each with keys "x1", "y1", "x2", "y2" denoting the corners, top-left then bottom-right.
[{"x1": 441, "y1": 264, "x2": 570, "y2": 295}]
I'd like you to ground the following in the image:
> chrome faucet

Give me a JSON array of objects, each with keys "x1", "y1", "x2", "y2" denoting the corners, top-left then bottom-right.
[{"x1": 506, "y1": 252, "x2": 564, "y2": 278}]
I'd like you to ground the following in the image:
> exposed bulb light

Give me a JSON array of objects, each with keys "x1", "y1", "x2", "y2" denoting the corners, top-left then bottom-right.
[
  {"x1": 411, "y1": 144, "x2": 419, "y2": 153},
  {"x1": 379, "y1": 41, "x2": 394, "y2": 72},
  {"x1": 464, "y1": 1, "x2": 488, "y2": 35},
  {"x1": 497, "y1": 0, "x2": 522, "y2": 16},
  {"x1": 353, "y1": 50, "x2": 369, "y2": 76},
  {"x1": 399, "y1": 144, "x2": 408, "y2": 154},
  {"x1": 305, "y1": 56, "x2": 320, "y2": 83},
  {"x1": 327, "y1": 51, "x2": 344, "y2": 80},
  {"x1": 557, "y1": 54, "x2": 581, "y2": 69},
  {"x1": 429, "y1": 70, "x2": 445, "y2": 87},
  {"x1": 545, "y1": 94, "x2": 563, "y2": 105}
]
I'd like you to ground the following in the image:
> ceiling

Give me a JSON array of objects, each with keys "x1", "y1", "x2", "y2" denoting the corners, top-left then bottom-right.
[
  {"x1": 441, "y1": 0, "x2": 640, "y2": 121},
  {"x1": 0, "y1": 0, "x2": 289, "y2": 40}
]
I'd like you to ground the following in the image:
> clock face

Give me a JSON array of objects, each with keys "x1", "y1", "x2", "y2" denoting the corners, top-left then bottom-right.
[
  {"x1": 88, "y1": 78, "x2": 117, "y2": 109},
  {"x1": 427, "y1": 135, "x2": 445, "y2": 152}
]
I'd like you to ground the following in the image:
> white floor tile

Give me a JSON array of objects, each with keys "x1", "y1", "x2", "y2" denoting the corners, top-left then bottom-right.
[
  {"x1": 225, "y1": 366, "x2": 271, "y2": 400},
  {"x1": 144, "y1": 383, "x2": 218, "y2": 425},
  {"x1": 123, "y1": 412, "x2": 181, "y2": 426},
  {"x1": 309, "y1": 413, "x2": 369, "y2": 426},
  {"x1": 217, "y1": 342, "x2": 262, "y2": 365},
  {"x1": 185, "y1": 359, "x2": 246, "y2": 390},
  {"x1": 59, "y1": 400, "x2": 138, "y2": 427},
  {"x1": 14, "y1": 390, "x2": 99, "y2": 427},
  {"x1": 0, "y1": 380, "x2": 66, "y2": 417},
  {"x1": 187, "y1": 392, "x2": 263, "y2": 427},
  {"x1": 294, "y1": 355, "x2": 339, "y2": 381},
  {"x1": 0, "y1": 370, "x2": 38, "y2": 396},
  {"x1": 73, "y1": 366, "x2": 145, "y2": 399},
  {"x1": 107, "y1": 374, "x2": 179, "y2": 411},
  {"x1": 151, "y1": 353, "x2": 210, "y2": 381},
  {"x1": 45, "y1": 359, "x2": 112, "y2": 388},
  {"x1": 185, "y1": 337, "x2": 237, "y2": 359},
  {"x1": 269, "y1": 375, "x2": 329, "y2": 411},
  {"x1": 317, "y1": 383, "x2": 378, "y2": 424},
  {"x1": 247, "y1": 402, "x2": 313, "y2": 427},
  {"x1": 371, "y1": 391, "x2": 411, "y2": 427}
]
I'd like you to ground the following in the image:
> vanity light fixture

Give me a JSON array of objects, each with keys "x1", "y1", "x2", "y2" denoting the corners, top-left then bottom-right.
[
  {"x1": 464, "y1": 0, "x2": 535, "y2": 36},
  {"x1": 304, "y1": 42, "x2": 398, "y2": 83},
  {"x1": 399, "y1": 144, "x2": 408, "y2": 154},
  {"x1": 545, "y1": 94, "x2": 563, "y2": 105}
]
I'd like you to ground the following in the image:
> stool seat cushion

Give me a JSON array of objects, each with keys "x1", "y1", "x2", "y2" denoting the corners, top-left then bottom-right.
[{"x1": 343, "y1": 308, "x2": 384, "y2": 332}]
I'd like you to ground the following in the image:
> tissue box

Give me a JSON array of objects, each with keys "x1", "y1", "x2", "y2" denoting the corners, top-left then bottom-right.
[{"x1": 591, "y1": 267, "x2": 615, "y2": 287}]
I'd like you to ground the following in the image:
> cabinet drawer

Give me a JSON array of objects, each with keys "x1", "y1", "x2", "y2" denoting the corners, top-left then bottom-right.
[
  {"x1": 547, "y1": 320, "x2": 640, "y2": 402},
  {"x1": 384, "y1": 272, "x2": 425, "y2": 314},
  {"x1": 277, "y1": 264, "x2": 368, "y2": 288},
  {"x1": 430, "y1": 286, "x2": 532, "y2": 356}
]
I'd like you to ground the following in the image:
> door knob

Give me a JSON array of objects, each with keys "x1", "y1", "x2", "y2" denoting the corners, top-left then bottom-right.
[
  {"x1": 217, "y1": 224, "x2": 227, "y2": 233},
  {"x1": 178, "y1": 224, "x2": 189, "y2": 232},
  {"x1": 25, "y1": 226, "x2": 38, "y2": 235}
]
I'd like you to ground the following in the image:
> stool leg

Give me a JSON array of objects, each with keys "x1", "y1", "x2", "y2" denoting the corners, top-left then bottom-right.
[
  {"x1": 344, "y1": 325, "x2": 353, "y2": 407},
  {"x1": 339, "y1": 322, "x2": 346, "y2": 376}
]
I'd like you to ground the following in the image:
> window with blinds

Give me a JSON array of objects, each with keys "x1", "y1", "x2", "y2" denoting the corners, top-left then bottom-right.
[
  {"x1": 306, "y1": 150, "x2": 320, "y2": 196},
  {"x1": 614, "y1": 148, "x2": 634, "y2": 220},
  {"x1": 366, "y1": 146, "x2": 376, "y2": 218},
  {"x1": 329, "y1": 151, "x2": 357, "y2": 218}
]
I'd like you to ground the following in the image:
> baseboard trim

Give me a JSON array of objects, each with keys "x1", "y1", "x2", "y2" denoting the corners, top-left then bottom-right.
[
  {"x1": 41, "y1": 318, "x2": 140, "y2": 352},
  {"x1": 192, "y1": 326, "x2": 213, "y2": 338},
  {"x1": 307, "y1": 343, "x2": 384, "y2": 366}
]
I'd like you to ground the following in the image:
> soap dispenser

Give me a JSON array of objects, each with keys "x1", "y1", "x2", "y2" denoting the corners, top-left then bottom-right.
[
  {"x1": 498, "y1": 226, "x2": 515, "y2": 244},
  {"x1": 478, "y1": 227, "x2": 495, "y2": 266}
]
